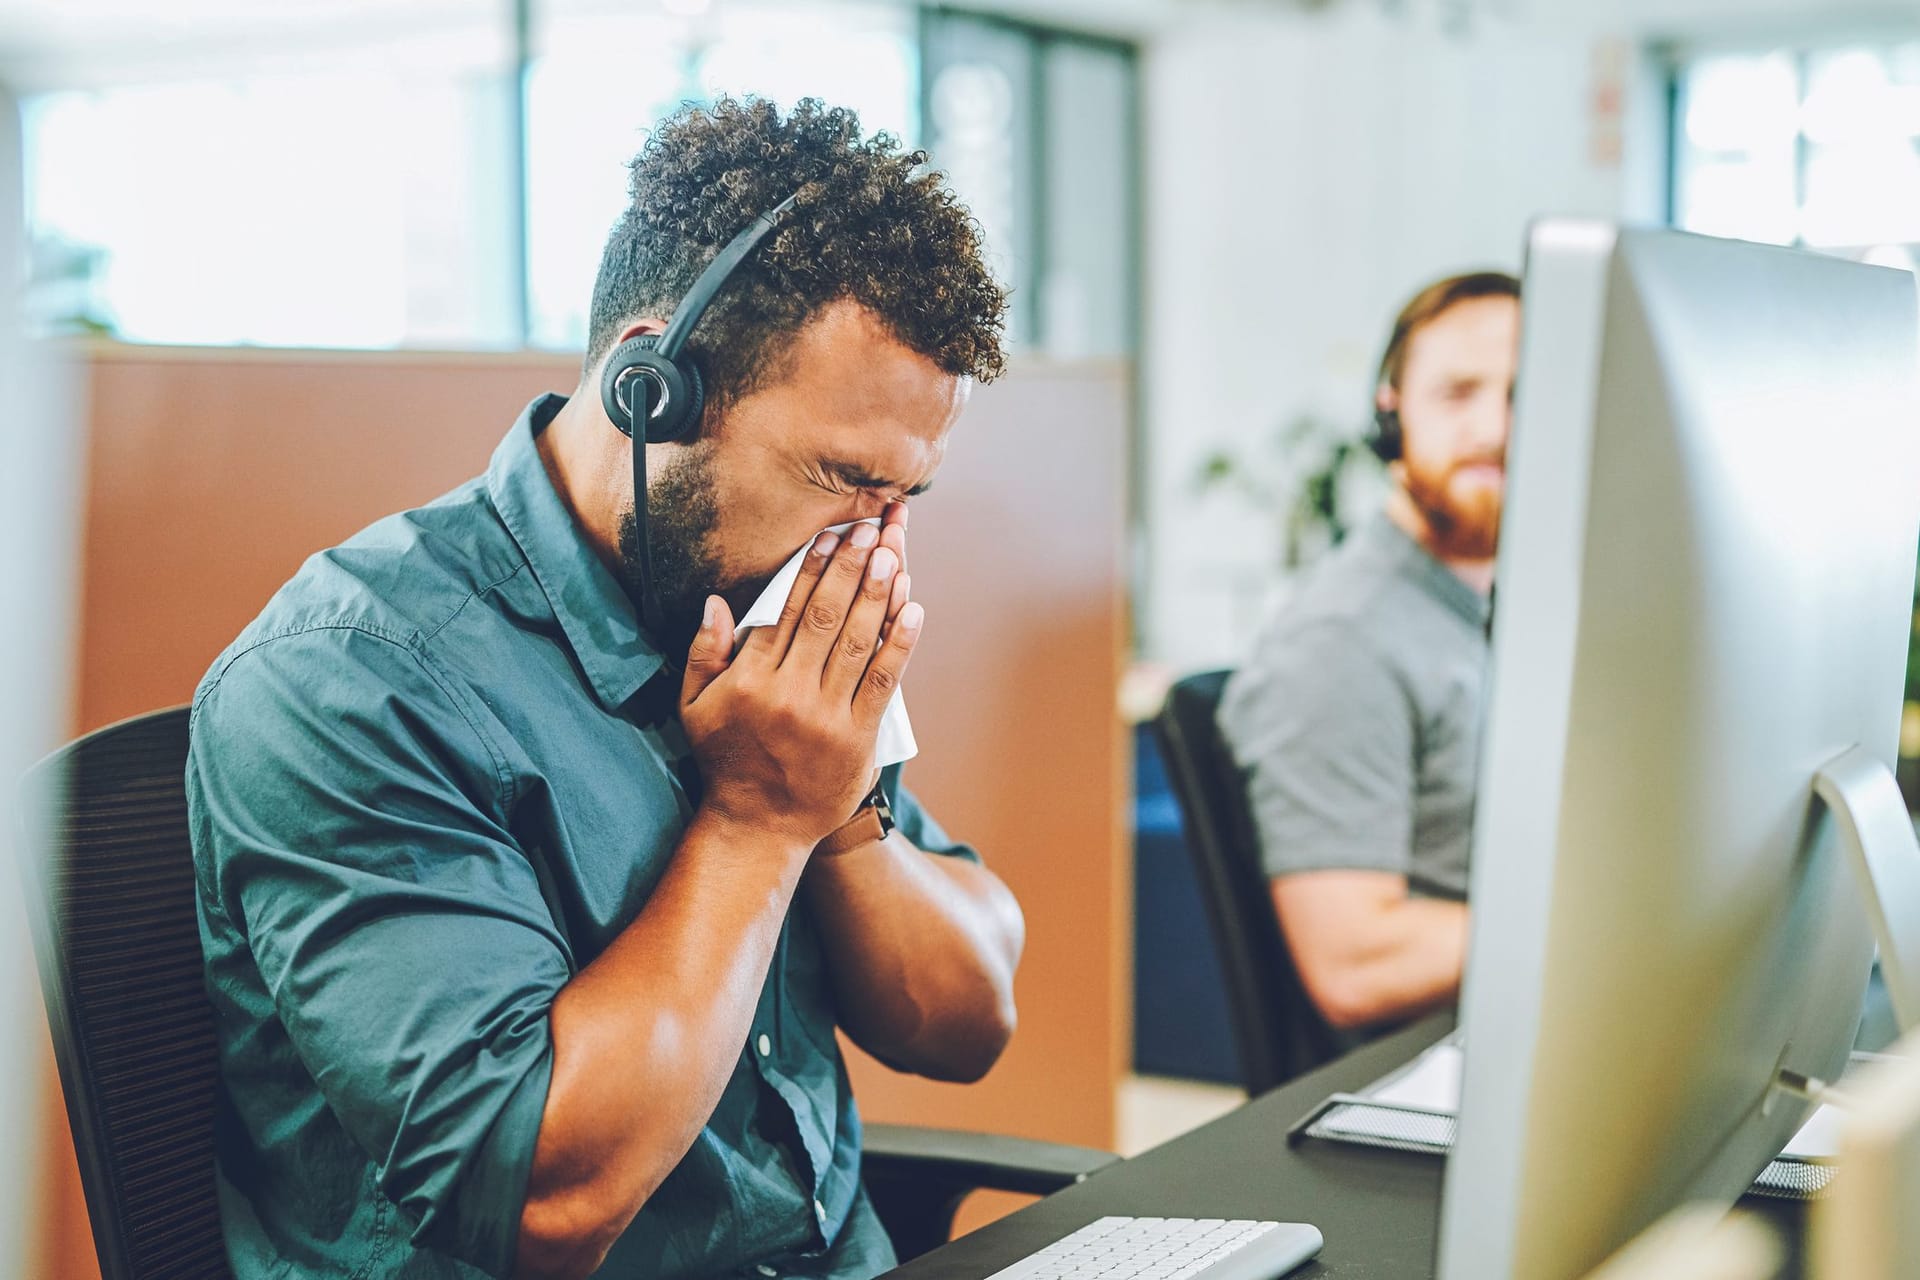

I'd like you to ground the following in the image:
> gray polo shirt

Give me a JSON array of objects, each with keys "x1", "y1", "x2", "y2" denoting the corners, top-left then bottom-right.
[{"x1": 1218, "y1": 516, "x2": 1490, "y2": 900}]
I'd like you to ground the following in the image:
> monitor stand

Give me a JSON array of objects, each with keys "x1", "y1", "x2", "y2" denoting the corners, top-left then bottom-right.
[{"x1": 1815, "y1": 746, "x2": 1920, "y2": 1034}]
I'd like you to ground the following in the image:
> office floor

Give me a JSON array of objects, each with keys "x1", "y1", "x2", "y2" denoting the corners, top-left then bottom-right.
[{"x1": 1116, "y1": 1073, "x2": 1246, "y2": 1157}]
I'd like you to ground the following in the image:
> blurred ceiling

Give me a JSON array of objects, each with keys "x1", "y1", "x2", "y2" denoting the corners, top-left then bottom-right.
[
  {"x1": 971, "y1": 0, "x2": 1920, "y2": 41},
  {"x1": 0, "y1": 0, "x2": 503, "y2": 84},
  {"x1": 0, "y1": 0, "x2": 490, "y2": 47},
  {"x1": 0, "y1": 0, "x2": 1915, "y2": 75}
]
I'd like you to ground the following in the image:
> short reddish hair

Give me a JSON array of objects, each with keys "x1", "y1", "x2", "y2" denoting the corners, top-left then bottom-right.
[{"x1": 1376, "y1": 271, "x2": 1521, "y2": 391}]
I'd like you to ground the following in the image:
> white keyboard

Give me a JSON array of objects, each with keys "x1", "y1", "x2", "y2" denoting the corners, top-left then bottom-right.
[{"x1": 982, "y1": 1215, "x2": 1324, "y2": 1280}]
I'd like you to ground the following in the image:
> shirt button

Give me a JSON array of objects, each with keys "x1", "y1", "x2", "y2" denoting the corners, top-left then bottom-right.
[
  {"x1": 756, "y1": 1034, "x2": 772, "y2": 1057},
  {"x1": 814, "y1": 1198, "x2": 828, "y2": 1225},
  {"x1": 756, "y1": 1267, "x2": 778, "y2": 1278}
]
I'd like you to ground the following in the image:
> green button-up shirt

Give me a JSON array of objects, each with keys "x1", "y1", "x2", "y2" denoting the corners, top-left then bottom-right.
[{"x1": 187, "y1": 394, "x2": 973, "y2": 1279}]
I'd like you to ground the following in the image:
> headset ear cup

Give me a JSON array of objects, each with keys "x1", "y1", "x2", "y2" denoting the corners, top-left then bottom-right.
[
  {"x1": 666, "y1": 360, "x2": 705, "y2": 446},
  {"x1": 598, "y1": 334, "x2": 705, "y2": 443},
  {"x1": 1369, "y1": 408, "x2": 1403, "y2": 463},
  {"x1": 599, "y1": 335, "x2": 655, "y2": 439}
]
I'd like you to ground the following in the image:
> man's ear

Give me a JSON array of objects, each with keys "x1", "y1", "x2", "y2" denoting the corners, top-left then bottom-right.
[
  {"x1": 1375, "y1": 384, "x2": 1398, "y2": 416},
  {"x1": 591, "y1": 317, "x2": 674, "y2": 391},
  {"x1": 615, "y1": 317, "x2": 669, "y2": 346}
]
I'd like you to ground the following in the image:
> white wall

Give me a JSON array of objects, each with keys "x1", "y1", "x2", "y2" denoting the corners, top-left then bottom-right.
[{"x1": 1138, "y1": 5, "x2": 1640, "y2": 670}]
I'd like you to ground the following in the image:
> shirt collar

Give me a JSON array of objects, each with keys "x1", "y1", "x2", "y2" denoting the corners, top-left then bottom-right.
[
  {"x1": 487, "y1": 394, "x2": 665, "y2": 710},
  {"x1": 1366, "y1": 514, "x2": 1493, "y2": 632}
]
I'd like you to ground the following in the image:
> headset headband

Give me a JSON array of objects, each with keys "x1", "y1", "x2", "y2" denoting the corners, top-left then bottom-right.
[{"x1": 656, "y1": 191, "x2": 799, "y2": 362}]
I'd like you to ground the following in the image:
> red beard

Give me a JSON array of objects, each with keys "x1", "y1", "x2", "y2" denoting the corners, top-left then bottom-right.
[{"x1": 1403, "y1": 453, "x2": 1504, "y2": 560}]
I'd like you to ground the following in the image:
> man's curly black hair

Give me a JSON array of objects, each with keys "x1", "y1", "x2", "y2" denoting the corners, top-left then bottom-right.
[{"x1": 585, "y1": 96, "x2": 1009, "y2": 414}]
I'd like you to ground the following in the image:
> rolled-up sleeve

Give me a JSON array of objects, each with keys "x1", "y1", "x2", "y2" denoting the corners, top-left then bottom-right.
[{"x1": 188, "y1": 624, "x2": 569, "y2": 1277}]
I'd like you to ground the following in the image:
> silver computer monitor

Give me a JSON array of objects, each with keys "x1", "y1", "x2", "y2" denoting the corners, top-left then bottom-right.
[{"x1": 1437, "y1": 222, "x2": 1920, "y2": 1279}]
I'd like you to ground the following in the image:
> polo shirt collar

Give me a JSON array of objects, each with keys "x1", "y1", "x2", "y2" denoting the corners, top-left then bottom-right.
[
  {"x1": 487, "y1": 394, "x2": 665, "y2": 710},
  {"x1": 1369, "y1": 515, "x2": 1493, "y2": 631}
]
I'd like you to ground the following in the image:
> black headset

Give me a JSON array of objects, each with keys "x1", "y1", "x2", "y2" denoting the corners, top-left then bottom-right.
[
  {"x1": 598, "y1": 190, "x2": 800, "y2": 641},
  {"x1": 1366, "y1": 326, "x2": 1408, "y2": 464},
  {"x1": 1367, "y1": 404, "x2": 1403, "y2": 464}
]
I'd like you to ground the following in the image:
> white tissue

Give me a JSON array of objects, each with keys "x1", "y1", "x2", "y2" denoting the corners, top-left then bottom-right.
[{"x1": 732, "y1": 519, "x2": 919, "y2": 769}]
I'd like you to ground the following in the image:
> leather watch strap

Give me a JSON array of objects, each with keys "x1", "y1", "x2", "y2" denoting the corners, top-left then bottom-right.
[
  {"x1": 815, "y1": 802, "x2": 888, "y2": 857},
  {"x1": 815, "y1": 783, "x2": 895, "y2": 857}
]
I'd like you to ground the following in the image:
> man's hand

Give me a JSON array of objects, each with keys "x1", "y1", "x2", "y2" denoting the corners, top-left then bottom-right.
[
  {"x1": 679, "y1": 520, "x2": 924, "y2": 846},
  {"x1": 775, "y1": 501, "x2": 1022, "y2": 1081},
  {"x1": 851, "y1": 501, "x2": 913, "y2": 808},
  {"x1": 878, "y1": 499, "x2": 912, "y2": 629}
]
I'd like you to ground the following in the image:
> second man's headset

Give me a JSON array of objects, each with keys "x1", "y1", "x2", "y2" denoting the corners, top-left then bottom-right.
[
  {"x1": 1366, "y1": 319, "x2": 1411, "y2": 464},
  {"x1": 599, "y1": 190, "x2": 800, "y2": 641},
  {"x1": 1368, "y1": 403, "x2": 1404, "y2": 464}
]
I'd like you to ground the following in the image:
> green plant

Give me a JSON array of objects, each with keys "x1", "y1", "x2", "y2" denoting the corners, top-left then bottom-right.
[
  {"x1": 1194, "y1": 412, "x2": 1378, "y2": 570},
  {"x1": 1906, "y1": 576, "x2": 1920, "y2": 712}
]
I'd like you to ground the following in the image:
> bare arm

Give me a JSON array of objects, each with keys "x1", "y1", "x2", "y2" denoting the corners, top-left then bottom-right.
[
  {"x1": 1271, "y1": 869, "x2": 1468, "y2": 1031},
  {"x1": 518, "y1": 811, "x2": 808, "y2": 1278},
  {"x1": 515, "y1": 525, "x2": 921, "y2": 1279},
  {"x1": 794, "y1": 501, "x2": 1021, "y2": 1081},
  {"x1": 801, "y1": 831, "x2": 1024, "y2": 1082}
]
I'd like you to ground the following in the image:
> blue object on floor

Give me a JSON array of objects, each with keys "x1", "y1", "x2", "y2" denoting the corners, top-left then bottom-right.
[{"x1": 1132, "y1": 724, "x2": 1241, "y2": 1085}]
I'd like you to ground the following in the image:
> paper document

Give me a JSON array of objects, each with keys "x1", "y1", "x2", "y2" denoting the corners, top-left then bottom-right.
[
  {"x1": 1326, "y1": 1034, "x2": 1840, "y2": 1161},
  {"x1": 1368, "y1": 1039, "x2": 1464, "y2": 1113},
  {"x1": 1780, "y1": 1098, "x2": 1843, "y2": 1160},
  {"x1": 734, "y1": 519, "x2": 918, "y2": 769}
]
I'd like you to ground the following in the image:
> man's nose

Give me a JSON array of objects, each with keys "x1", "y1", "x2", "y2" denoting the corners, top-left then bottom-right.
[
  {"x1": 841, "y1": 493, "x2": 892, "y2": 523},
  {"x1": 1480, "y1": 392, "x2": 1515, "y2": 449}
]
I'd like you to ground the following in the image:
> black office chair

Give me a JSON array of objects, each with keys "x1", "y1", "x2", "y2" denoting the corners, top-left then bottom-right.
[
  {"x1": 1151, "y1": 671, "x2": 1349, "y2": 1096},
  {"x1": 21, "y1": 706, "x2": 1113, "y2": 1278}
]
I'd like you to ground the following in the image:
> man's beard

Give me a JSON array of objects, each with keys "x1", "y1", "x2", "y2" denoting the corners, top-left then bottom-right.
[
  {"x1": 1402, "y1": 452, "x2": 1504, "y2": 561},
  {"x1": 619, "y1": 442, "x2": 725, "y2": 659}
]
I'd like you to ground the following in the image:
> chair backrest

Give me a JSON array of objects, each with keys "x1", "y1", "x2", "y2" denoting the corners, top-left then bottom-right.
[
  {"x1": 20, "y1": 706, "x2": 231, "y2": 1280},
  {"x1": 1151, "y1": 671, "x2": 1345, "y2": 1094}
]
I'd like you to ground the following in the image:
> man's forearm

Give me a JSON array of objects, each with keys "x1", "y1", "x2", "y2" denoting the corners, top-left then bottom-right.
[
  {"x1": 1273, "y1": 874, "x2": 1467, "y2": 1031},
  {"x1": 516, "y1": 808, "x2": 812, "y2": 1280},
  {"x1": 1319, "y1": 897, "x2": 1467, "y2": 1027},
  {"x1": 801, "y1": 833, "x2": 1023, "y2": 1082}
]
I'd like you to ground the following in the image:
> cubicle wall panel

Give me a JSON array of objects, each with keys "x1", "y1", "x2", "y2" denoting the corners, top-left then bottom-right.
[
  {"x1": 77, "y1": 346, "x2": 572, "y2": 735},
  {"x1": 838, "y1": 363, "x2": 1132, "y2": 1156}
]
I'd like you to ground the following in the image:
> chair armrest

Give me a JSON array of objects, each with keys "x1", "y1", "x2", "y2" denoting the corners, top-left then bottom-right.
[
  {"x1": 862, "y1": 1122, "x2": 1119, "y2": 1262},
  {"x1": 863, "y1": 1122, "x2": 1118, "y2": 1197}
]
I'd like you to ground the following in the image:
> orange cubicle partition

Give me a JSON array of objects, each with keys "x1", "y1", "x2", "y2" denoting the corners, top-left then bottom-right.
[{"x1": 40, "y1": 342, "x2": 1131, "y2": 1276}]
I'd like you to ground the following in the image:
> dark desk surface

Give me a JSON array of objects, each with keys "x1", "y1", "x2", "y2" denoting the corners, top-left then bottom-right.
[{"x1": 888, "y1": 1014, "x2": 1810, "y2": 1279}]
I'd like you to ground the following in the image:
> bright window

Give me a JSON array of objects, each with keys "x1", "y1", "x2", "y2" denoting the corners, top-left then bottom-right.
[
  {"x1": 20, "y1": 4, "x2": 1133, "y2": 359},
  {"x1": 23, "y1": 26, "x2": 517, "y2": 348},
  {"x1": 1673, "y1": 42, "x2": 1920, "y2": 261},
  {"x1": 524, "y1": 0, "x2": 918, "y2": 351}
]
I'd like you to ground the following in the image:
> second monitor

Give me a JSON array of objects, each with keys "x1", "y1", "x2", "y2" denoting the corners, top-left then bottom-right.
[{"x1": 1438, "y1": 222, "x2": 1920, "y2": 1279}]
